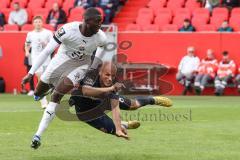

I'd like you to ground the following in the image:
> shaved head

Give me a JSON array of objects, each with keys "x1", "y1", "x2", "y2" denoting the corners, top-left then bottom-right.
[
  {"x1": 84, "y1": 7, "x2": 102, "y2": 21},
  {"x1": 99, "y1": 62, "x2": 117, "y2": 87}
]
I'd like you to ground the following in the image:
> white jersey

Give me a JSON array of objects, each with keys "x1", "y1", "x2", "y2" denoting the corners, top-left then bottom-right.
[
  {"x1": 53, "y1": 21, "x2": 107, "y2": 60},
  {"x1": 36, "y1": 21, "x2": 108, "y2": 86},
  {"x1": 26, "y1": 29, "x2": 53, "y2": 66},
  {"x1": 178, "y1": 55, "x2": 200, "y2": 75}
]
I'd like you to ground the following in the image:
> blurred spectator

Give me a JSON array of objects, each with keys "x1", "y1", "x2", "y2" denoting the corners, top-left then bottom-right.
[
  {"x1": 194, "y1": 49, "x2": 218, "y2": 95},
  {"x1": 217, "y1": 20, "x2": 233, "y2": 32},
  {"x1": 198, "y1": 0, "x2": 220, "y2": 11},
  {"x1": 88, "y1": 0, "x2": 99, "y2": 7},
  {"x1": 222, "y1": 0, "x2": 239, "y2": 9},
  {"x1": 176, "y1": 46, "x2": 200, "y2": 95},
  {"x1": 8, "y1": 2, "x2": 28, "y2": 26},
  {"x1": 0, "y1": 11, "x2": 5, "y2": 31},
  {"x1": 98, "y1": 0, "x2": 116, "y2": 24},
  {"x1": 46, "y1": 2, "x2": 67, "y2": 30},
  {"x1": 179, "y1": 19, "x2": 196, "y2": 32},
  {"x1": 74, "y1": 0, "x2": 91, "y2": 8},
  {"x1": 235, "y1": 67, "x2": 240, "y2": 93},
  {"x1": 214, "y1": 51, "x2": 236, "y2": 96}
]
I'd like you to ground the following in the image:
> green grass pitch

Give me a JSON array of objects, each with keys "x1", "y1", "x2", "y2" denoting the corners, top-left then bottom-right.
[{"x1": 0, "y1": 94, "x2": 240, "y2": 160}]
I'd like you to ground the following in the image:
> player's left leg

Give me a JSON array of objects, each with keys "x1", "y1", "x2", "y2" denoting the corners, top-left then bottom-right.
[{"x1": 85, "y1": 114, "x2": 140, "y2": 134}]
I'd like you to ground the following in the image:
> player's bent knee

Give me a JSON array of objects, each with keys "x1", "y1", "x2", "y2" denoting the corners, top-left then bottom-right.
[{"x1": 51, "y1": 91, "x2": 64, "y2": 103}]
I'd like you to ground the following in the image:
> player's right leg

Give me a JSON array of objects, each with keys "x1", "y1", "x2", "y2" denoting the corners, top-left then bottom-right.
[
  {"x1": 31, "y1": 53, "x2": 75, "y2": 149},
  {"x1": 119, "y1": 96, "x2": 172, "y2": 111}
]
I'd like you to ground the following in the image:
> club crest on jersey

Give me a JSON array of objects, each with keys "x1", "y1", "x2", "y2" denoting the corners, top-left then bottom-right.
[{"x1": 55, "y1": 27, "x2": 66, "y2": 39}]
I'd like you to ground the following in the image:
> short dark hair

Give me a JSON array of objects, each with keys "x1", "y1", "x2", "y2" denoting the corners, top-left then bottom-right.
[
  {"x1": 33, "y1": 16, "x2": 43, "y2": 21},
  {"x1": 184, "y1": 18, "x2": 190, "y2": 23},
  {"x1": 83, "y1": 7, "x2": 101, "y2": 21},
  {"x1": 14, "y1": 2, "x2": 20, "y2": 5},
  {"x1": 222, "y1": 51, "x2": 228, "y2": 56}
]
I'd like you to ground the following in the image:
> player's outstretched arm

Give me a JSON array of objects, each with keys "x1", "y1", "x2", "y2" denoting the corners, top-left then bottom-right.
[
  {"x1": 82, "y1": 83, "x2": 125, "y2": 97},
  {"x1": 22, "y1": 38, "x2": 59, "y2": 84},
  {"x1": 111, "y1": 99, "x2": 129, "y2": 140},
  {"x1": 90, "y1": 46, "x2": 104, "y2": 69}
]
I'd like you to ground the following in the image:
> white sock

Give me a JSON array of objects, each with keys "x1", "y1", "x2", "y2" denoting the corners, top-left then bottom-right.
[
  {"x1": 40, "y1": 96, "x2": 48, "y2": 108},
  {"x1": 121, "y1": 121, "x2": 128, "y2": 129},
  {"x1": 35, "y1": 102, "x2": 59, "y2": 137}
]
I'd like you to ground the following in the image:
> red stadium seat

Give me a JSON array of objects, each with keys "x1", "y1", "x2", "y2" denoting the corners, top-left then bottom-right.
[
  {"x1": 32, "y1": 8, "x2": 49, "y2": 18},
  {"x1": 212, "y1": 7, "x2": 229, "y2": 20},
  {"x1": 229, "y1": 17, "x2": 240, "y2": 31},
  {"x1": 136, "y1": 16, "x2": 152, "y2": 26},
  {"x1": 0, "y1": 0, "x2": 10, "y2": 8},
  {"x1": 173, "y1": 8, "x2": 192, "y2": 17},
  {"x1": 21, "y1": 24, "x2": 34, "y2": 31},
  {"x1": 167, "y1": 0, "x2": 184, "y2": 10},
  {"x1": 3, "y1": 24, "x2": 19, "y2": 31},
  {"x1": 1, "y1": 8, "x2": 11, "y2": 22},
  {"x1": 185, "y1": 0, "x2": 201, "y2": 11},
  {"x1": 68, "y1": 15, "x2": 83, "y2": 22},
  {"x1": 62, "y1": 0, "x2": 75, "y2": 16},
  {"x1": 26, "y1": 8, "x2": 33, "y2": 23},
  {"x1": 147, "y1": 0, "x2": 166, "y2": 15},
  {"x1": 192, "y1": 8, "x2": 210, "y2": 20},
  {"x1": 125, "y1": 24, "x2": 141, "y2": 31},
  {"x1": 69, "y1": 7, "x2": 85, "y2": 17},
  {"x1": 210, "y1": 16, "x2": 227, "y2": 28},
  {"x1": 154, "y1": 15, "x2": 172, "y2": 26},
  {"x1": 155, "y1": 8, "x2": 172, "y2": 17},
  {"x1": 197, "y1": 24, "x2": 216, "y2": 32},
  {"x1": 138, "y1": 8, "x2": 154, "y2": 21},
  {"x1": 43, "y1": 24, "x2": 55, "y2": 31},
  {"x1": 160, "y1": 24, "x2": 178, "y2": 31},
  {"x1": 142, "y1": 24, "x2": 159, "y2": 31},
  {"x1": 173, "y1": 15, "x2": 191, "y2": 27},
  {"x1": 27, "y1": 1, "x2": 45, "y2": 9},
  {"x1": 192, "y1": 16, "x2": 209, "y2": 27},
  {"x1": 231, "y1": 7, "x2": 240, "y2": 17}
]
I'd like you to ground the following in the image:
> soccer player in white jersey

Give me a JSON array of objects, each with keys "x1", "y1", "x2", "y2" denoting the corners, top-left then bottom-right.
[
  {"x1": 22, "y1": 8, "x2": 126, "y2": 149},
  {"x1": 25, "y1": 16, "x2": 53, "y2": 108}
]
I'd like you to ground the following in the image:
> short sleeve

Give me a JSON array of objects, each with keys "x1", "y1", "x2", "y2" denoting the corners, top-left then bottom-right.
[
  {"x1": 47, "y1": 30, "x2": 53, "y2": 42},
  {"x1": 25, "y1": 32, "x2": 31, "y2": 44},
  {"x1": 81, "y1": 70, "x2": 98, "y2": 87},
  {"x1": 53, "y1": 25, "x2": 68, "y2": 44},
  {"x1": 97, "y1": 30, "x2": 107, "y2": 47}
]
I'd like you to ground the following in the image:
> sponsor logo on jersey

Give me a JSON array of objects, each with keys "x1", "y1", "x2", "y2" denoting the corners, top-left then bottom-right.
[{"x1": 55, "y1": 27, "x2": 66, "y2": 39}]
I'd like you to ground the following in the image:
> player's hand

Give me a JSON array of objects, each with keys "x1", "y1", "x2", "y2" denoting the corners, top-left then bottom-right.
[
  {"x1": 22, "y1": 73, "x2": 33, "y2": 85},
  {"x1": 112, "y1": 83, "x2": 125, "y2": 92},
  {"x1": 116, "y1": 128, "x2": 129, "y2": 140}
]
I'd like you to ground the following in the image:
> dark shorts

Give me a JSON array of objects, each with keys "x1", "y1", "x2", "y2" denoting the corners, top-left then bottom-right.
[{"x1": 70, "y1": 95, "x2": 132, "y2": 134}]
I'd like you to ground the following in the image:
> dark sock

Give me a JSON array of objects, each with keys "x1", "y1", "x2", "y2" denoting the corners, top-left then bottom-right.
[{"x1": 135, "y1": 96, "x2": 155, "y2": 107}]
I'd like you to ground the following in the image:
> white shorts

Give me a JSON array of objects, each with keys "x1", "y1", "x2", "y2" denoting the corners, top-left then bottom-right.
[{"x1": 40, "y1": 53, "x2": 91, "y2": 86}]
